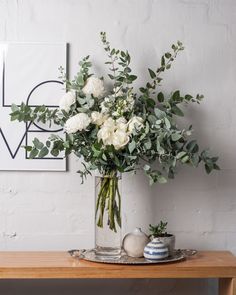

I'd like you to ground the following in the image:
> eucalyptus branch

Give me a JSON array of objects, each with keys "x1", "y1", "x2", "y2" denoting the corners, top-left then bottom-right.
[
  {"x1": 140, "y1": 41, "x2": 184, "y2": 97},
  {"x1": 100, "y1": 32, "x2": 137, "y2": 90},
  {"x1": 100, "y1": 31, "x2": 119, "y2": 88},
  {"x1": 10, "y1": 103, "x2": 61, "y2": 126}
]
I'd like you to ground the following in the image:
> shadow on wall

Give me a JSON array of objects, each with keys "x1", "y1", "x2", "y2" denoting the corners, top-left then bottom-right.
[{"x1": 0, "y1": 278, "x2": 217, "y2": 295}]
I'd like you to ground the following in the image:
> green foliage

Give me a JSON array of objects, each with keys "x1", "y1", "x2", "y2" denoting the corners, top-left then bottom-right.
[
  {"x1": 59, "y1": 55, "x2": 92, "y2": 91},
  {"x1": 149, "y1": 221, "x2": 169, "y2": 237},
  {"x1": 10, "y1": 32, "x2": 220, "y2": 185},
  {"x1": 100, "y1": 31, "x2": 137, "y2": 89},
  {"x1": 10, "y1": 103, "x2": 60, "y2": 125}
]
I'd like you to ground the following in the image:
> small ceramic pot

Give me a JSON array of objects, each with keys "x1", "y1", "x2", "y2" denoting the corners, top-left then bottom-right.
[
  {"x1": 151, "y1": 235, "x2": 175, "y2": 256},
  {"x1": 122, "y1": 228, "x2": 150, "y2": 258},
  {"x1": 144, "y1": 238, "x2": 169, "y2": 261}
]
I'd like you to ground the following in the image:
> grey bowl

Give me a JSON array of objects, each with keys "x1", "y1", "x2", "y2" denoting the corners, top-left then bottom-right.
[{"x1": 151, "y1": 235, "x2": 176, "y2": 256}]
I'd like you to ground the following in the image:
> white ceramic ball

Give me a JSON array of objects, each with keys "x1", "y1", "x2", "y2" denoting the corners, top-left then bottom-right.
[{"x1": 123, "y1": 228, "x2": 150, "y2": 258}]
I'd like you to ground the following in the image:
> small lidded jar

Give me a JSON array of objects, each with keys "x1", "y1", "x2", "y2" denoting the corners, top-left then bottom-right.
[{"x1": 144, "y1": 238, "x2": 169, "y2": 260}]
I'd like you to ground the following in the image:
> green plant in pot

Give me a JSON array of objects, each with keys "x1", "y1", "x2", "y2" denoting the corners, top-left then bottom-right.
[{"x1": 149, "y1": 221, "x2": 175, "y2": 256}]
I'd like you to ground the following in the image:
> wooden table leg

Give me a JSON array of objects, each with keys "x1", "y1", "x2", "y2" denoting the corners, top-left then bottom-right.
[{"x1": 219, "y1": 278, "x2": 236, "y2": 295}]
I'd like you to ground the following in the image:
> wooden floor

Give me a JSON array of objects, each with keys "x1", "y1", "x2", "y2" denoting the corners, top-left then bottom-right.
[{"x1": 0, "y1": 251, "x2": 235, "y2": 294}]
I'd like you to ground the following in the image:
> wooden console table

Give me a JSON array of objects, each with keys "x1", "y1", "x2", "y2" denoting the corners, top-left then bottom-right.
[{"x1": 0, "y1": 251, "x2": 235, "y2": 294}]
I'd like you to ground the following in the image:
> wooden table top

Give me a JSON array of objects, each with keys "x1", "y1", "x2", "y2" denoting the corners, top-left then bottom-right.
[{"x1": 0, "y1": 251, "x2": 236, "y2": 279}]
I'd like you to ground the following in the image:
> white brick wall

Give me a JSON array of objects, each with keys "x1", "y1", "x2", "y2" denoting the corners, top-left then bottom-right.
[{"x1": 0, "y1": 0, "x2": 235, "y2": 294}]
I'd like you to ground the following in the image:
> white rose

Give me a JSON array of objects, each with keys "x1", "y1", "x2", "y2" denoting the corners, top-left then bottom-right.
[
  {"x1": 64, "y1": 113, "x2": 91, "y2": 134},
  {"x1": 112, "y1": 129, "x2": 130, "y2": 150},
  {"x1": 82, "y1": 76, "x2": 105, "y2": 98},
  {"x1": 98, "y1": 117, "x2": 129, "y2": 149},
  {"x1": 91, "y1": 111, "x2": 107, "y2": 126},
  {"x1": 116, "y1": 117, "x2": 127, "y2": 125},
  {"x1": 103, "y1": 117, "x2": 116, "y2": 130},
  {"x1": 128, "y1": 116, "x2": 144, "y2": 133},
  {"x1": 59, "y1": 91, "x2": 76, "y2": 112},
  {"x1": 97, "y1": 117, "x2": 115, "y2": 145},
  {"x1": 97, "y1": 126, "x2": 113, "y2": 146},
  {"x1": 116, "y1": 117, "x2": 127, "y2": 131}
]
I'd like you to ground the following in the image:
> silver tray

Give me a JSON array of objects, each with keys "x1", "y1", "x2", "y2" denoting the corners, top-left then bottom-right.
[{"x1": 68, "y1": 249, "x2": 197, "y2": 265}]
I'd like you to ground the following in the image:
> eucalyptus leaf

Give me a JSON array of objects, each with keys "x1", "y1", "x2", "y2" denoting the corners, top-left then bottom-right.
[
  {"x1": 29, "y1": 148, "x2": 38, "y2": 159},
  {"x1": 164, "y1": 118, "x2": 171, "y2": 129},
  {"x1": 33, "y1": 138, "x2": 44, "y2": 150},
  {"x1": 154, "y1": 108, "x2": 165, "y2": 119},
  {"x1": 148, "y1": 68, "x2": 156, "y2": 79},
  {"x1": 171, "y1": 133, "x2": 182, "y2": 141},
  {"x1": 181, "y1": 155, "x2": 189, "y2": 163},
  {"x1": 38, "y1": 147, "x2": 49, "y2": 158},
  {"x1": 176, "y1": 151, "x2": 187, "y2": 159},
  {"x1": 157, "y1": 92, "x2": 164, "y2": 103},
  {"x1": 128, "y1": 140, "x2": 136, "y2": 154},
  {"x1": 171, "y1": 105, "x2": 184, "y2": 117},
  {"x1": 157, "y1": 175, "x2": 167, "y2": 184}
]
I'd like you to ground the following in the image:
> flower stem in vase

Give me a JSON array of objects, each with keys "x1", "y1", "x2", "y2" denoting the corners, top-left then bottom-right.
[{"x1": 95, "y1": 172, "x2": 122, "y2": 259}]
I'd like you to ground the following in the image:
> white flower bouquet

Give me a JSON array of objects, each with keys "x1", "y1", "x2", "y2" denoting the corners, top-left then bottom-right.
[{"x1": 10, "y1": 32, "x2": 219, "y2": 234}]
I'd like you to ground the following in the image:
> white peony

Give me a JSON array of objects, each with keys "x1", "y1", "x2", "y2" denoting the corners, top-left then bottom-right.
[
  {"x1": 128, "y1": 116, "x2": 144, "y2": 133},
  {"x1": 91, "y1": 111, "x2": 107, "y2": 126},
  {"x1": 97, "y1": 117, "x2": 129, "y2": 150},
  {"x1": 103, "y1": 117, "x2": 116, "y2": 130},
  {"x1": 97, "y1": 126, "x2": 113, "y2": 146},
  {"x1": 116, "y1": 117, "x2": 127, "y2": 131},
  {"x1": 64, "y1": 113, "x2": 91, "y2": 134},
  {"x1": 97, "y1": 117, "x2": 115, "y2": 145},
  {"x1": 112, "y1": 129, "x2": 130, "y2": 150},
  {"x1": 82, "y1": 76, "x2": 105, "y2": 98},
  {"x1": 59, "y1": 91, "x2": 76, "y2": 113},
  {"x1": 116, "y1": 117, "x2": 127, "y2": 125}
]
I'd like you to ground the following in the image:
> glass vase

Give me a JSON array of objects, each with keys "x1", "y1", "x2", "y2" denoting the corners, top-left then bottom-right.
[{"x1": 95, "y1": 172, "x2": 122, "y2": 260}]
